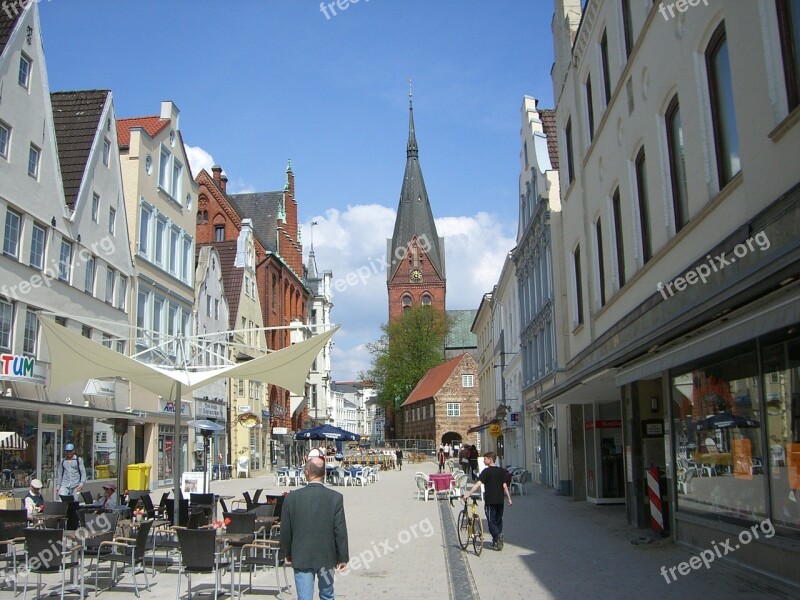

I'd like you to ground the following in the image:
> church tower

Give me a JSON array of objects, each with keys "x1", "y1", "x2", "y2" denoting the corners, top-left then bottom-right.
[{"x1": 387, "y1": 93, "x2": 446, "y2": 321}]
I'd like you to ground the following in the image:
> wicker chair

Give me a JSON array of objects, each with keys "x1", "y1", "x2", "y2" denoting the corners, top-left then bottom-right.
[
  {"x1": 80, "y1": 512, "x2": 120, "y2": 569},
  {"x1": 81, "y1": 491, "x2": 95, "y2": 505},
  {"x1": 175, "y1": 528, "x2": 232, "y2": 600},
  {"x1": 94, "y1": 519, "x2": 152, "y2": 597},
  {"x1": 189, "y1": 494, "x2": 215, "y2": 523},
  {"x1": 0, "y1": 509, "x2": 28, "y2": 594},
  {"x1": 39, "y1": 501, "x2": 69, "y2": 529},
  {"x1": 22, "y1": 528, "x2": 83, "y2": 600}
]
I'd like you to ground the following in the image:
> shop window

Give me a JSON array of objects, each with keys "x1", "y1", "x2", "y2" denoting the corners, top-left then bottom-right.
[{"x1": 672, "y1": 347, "x2": 766, "y2": 521}]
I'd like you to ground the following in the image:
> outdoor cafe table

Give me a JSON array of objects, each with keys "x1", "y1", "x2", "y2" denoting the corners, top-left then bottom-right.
[{"x1": 429, "y1": 473, "x2": 454, "y2": 493}]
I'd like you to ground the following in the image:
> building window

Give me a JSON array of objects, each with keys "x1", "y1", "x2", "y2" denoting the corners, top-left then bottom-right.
[
  {"x1": 171, "y1": 159, "x2": 182, "y2": 200},
  {"x1": 136, "y1": 288, "x2": 149, "y2": 334},
  {"x1": 105, "y1": 267, "x2": 115, "y2": 304},
  {"x1": 585, "y1": 75, "x2": 595, "y2": 141},
  {"x1": 91, "y1": 193, "x2": 99, "y2": 222},
  {"x1": 81, "y1": 326, "x2": 92, "y2": 339},
  {"x1": 153, "y1": 296, "x2": 164, "y2": 342},
  {"x1": 0, "y1": 121, "x2": 10, "y2": 160},
  {"x1": 595, "y1": 218, "x2": 606, "y2": 307},
  {"x1": 159, "y1": 147, "x2": 169, "y2": 189},
  {"x1": 777, "y1": 0, "x2": 800, "y2": 111},
  {"x1": 421, "y1": 293, "x2": 432, "y2": 306},
  {"x1": 182, "y1": 237, "x2": 192, "y2": 283},
  {"x1": 462, "y1": 374, "x2": 474, "y2": 388},
  {"x1": 23, "y1": 309, "x2": 38, "y2": 356},
  {"x1": 29, "y1": 222, "x2": 46, "y2": 269},
  {"x1": 446, "y1": 403, "x2": 461, "y2": 417},
  {"x1": 116, "y1": 339, "x2": 126, "y2": 354},
  {"x1": 108, "y1": 207, "x2": 116, "y2": 235},
  {"x1": 84, "y1": 255, "x2": 96, "y2": 294},
  {"x1": 600, "y1": 29, "x2": 612, "y2": 106},
  {"x1": 0, "y1": 300, "x2": 13, "y2": 351},
  {"x1": 573, "y1": 244, "x2": 584, "y2": 326},
  {"x1": 28, "y1": 144, "x2": 40, "y2": 179},
  {"x1": 102, "y1": 138, "x2": 110, "y2": 167},
  {"x1": 117, "y1": 275, "x2": 127, "y2": 311},
  {"x1": 621, "y1": 0, "x2": 634, "y2": 59},
  {"x1": 666, "y1": 96, "x2": 688, "y2": 232},
  {"x1": 634, "y1": 147, "x2": 652, "y2": 264},
  {"x1": 706, "y1": 22, "x2": 741, "y2": 188},
  {"x1": 155, "y1": 217, "x2": 166, "y2": 266},
  {"x1": 18, "y1": 53, "x2": 31, "y2": 90},
  {"x1": 401, "y1": 294, "x2": 412, "y2": 314},
  {"x1": 169, "y1": 227, "x2": 179, "y2": 275},
  {"x1": 138, "y1": 204, "x2": 151, "y2": 256},
  {"x1": 214, "y1": 225, "x2": 224, "y2": 242},
  {"x1": 3, "y1": 208, "x2": 21, "y2": 258},
  {"x1": 565, "y1": 118, "x2": 575, "y2": 184},
  {"x1": 102, "y1": 334, "x2": 112, "y2": 348},
  {"x1": 612, "y1": 188, "x2": 625, "y2": 287},
  {"x1": 58, "y1": 239, "x2": 72, "y2": 282}
]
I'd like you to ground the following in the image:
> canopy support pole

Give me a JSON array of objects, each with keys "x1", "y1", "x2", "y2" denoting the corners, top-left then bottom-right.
[{"x1": 173, "y1": 381, "x2": 181, "y2": 527}]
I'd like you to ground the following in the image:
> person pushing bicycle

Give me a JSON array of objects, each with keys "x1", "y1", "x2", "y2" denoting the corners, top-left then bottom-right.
[{"x1": 462, "y1": 451, "x2": 512, "y2": 551}]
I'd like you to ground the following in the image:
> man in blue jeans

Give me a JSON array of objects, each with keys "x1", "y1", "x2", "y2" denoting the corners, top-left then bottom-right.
[
  {"x1": 280, "y1": 457, "x2": 349, "y2": 599},
  {"x1": 463, "y1": 451, "x2": 513, "y2": 550}
]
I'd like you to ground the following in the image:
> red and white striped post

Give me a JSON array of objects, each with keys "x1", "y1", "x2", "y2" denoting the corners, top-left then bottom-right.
[{"x1": 646, "y1": 467, "x2": 664, "y2": 532}]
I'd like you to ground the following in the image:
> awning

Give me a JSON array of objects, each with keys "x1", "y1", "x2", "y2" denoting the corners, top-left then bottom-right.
[{"x1": 0, "y1": 431, "x2": 27, "y2": 450}]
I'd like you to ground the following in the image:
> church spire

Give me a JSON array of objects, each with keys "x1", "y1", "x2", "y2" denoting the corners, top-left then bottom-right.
[{"x1": 407, "y1": 80, "x2": 418, "y2": 159}]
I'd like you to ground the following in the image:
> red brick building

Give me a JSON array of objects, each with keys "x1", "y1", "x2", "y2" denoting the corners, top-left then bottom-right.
[
  {"x1": 195, "y1": 163, "x2": 310, "y2": 430},
  {"x1": 400, "y1": 353, "x2": 479, "y2": 447}
]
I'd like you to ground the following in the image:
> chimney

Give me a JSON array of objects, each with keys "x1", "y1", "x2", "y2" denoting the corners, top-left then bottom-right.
[
  {"x1": 211, "y1": 165, "x2": 222, "y2": 186},
  {"x1": 220, "y1": 174, "x2": 228, "y2": 193}
]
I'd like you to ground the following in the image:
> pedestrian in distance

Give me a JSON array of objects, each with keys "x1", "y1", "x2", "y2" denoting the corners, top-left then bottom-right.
[
  {"x1": 458, "y1": 445, "x2": 469, "y2": 473},
  {"x1": 468, "y1": 445, "x2": 480, "y2": 482},
  {"x1": 463, "y1": 451, "x2": 513, "y2": 551},
  {"x1": 395, "y1": 446, "x2": 403, "y2": 471},
  {"x1": 280, "y1": 458, "x2": 349, "y2": 600},
  {"x1": 55, "y1": 443, "x2": 86, "y2": 500},
  {"x1": 437, "y1": 447, "x2": 446, "y2": 473},
  {"x1": 24, "y1": 478, "x2": 45, "y2": 519}
]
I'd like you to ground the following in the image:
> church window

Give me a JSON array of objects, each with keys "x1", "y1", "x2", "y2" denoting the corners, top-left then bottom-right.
[
  {"x1": 401, "y1": 294, "x2": 412, "y2": 314},
  {"x1": 421, "y1": 293, "x2": 432, "y2": 306}
]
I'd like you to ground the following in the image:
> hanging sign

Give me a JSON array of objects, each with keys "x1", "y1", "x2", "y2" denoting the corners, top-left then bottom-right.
[
  {"x1": 0, "y1": 353, "x2": 46, "y2": 384},
  {"x1": 83, "y1": 379, "x2": 116, "y2": 397},
  {"x1": 488, "y1": 422, "x2": 503, "y2": 438}
]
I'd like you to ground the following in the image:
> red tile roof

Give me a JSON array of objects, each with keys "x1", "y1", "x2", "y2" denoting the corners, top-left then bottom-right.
[
  {"x1": 401, "y1": 354, "x2": 466, "y2": 407},
  {"x1": 116, "y1": 116, "x2": 170, "y2": 147},
  {"x1": 539, "y1": 109, "x2": 559, "y2": 170}
]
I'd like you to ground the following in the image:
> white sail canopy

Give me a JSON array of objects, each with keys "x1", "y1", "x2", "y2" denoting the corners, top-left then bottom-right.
[{"x1": 39, "y1": 316, "x2": 337, "y2": 397}]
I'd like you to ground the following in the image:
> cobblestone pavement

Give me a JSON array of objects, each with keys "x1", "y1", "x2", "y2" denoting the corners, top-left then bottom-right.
[{"x1": 8, "y1": 462, "x2": 793, "y2": 599}]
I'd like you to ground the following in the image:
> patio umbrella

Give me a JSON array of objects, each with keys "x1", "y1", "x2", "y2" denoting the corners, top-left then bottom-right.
[
  {"x1": 696, "y1": 413, "x2": 760, "y2": 430},
  {"x1": 294, "y1": 424, "x2": 361, "y2": 442},
  {"x1": 39, "y1": 315, "x2": 338, "y2": 524}
]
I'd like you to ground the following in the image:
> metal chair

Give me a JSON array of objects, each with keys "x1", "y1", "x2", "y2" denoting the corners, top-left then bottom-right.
[
  {"x1": 175, "y1": 528, "x2": 232, "y2": 600},
  {"x1": 22, "y1": 528, "x2": 83, "y2": 600},
  {"x1": 236, "y1": 539, "x2": 286, "y2": 599},
  {"x1": 0, "y1": 509, "x2": 28, "y2": 594},
  {"x1": 94, "y1": 519, "x2": 152, "y2": 597}
]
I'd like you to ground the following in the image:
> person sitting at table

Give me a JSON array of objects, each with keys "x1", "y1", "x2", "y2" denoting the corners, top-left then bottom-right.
[
  {"x1": 97, "y1": 482, "x2": 119, "y2": 512},
  {"x1": 24, "y1": 478, "x2": 45, "y2": 519}
]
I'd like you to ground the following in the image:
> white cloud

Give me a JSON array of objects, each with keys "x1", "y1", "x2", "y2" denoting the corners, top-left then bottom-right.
[
  {"x1": 304, "y1": 205, "x2": 516, "y2": 380},
  {"x1": 184, "y1": 145, "x2": 216, "y2": 178}
]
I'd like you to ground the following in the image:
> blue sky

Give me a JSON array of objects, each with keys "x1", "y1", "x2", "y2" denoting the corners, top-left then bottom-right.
[{"x1": 39, "y1": 0, "x2": 555, "y2": 379}]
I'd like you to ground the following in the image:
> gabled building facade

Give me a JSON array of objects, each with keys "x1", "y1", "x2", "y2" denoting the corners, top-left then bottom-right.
[
  {"x1": 0, "y1": 3, "x2": 135, "y2": 494},
  {"x1": 305, "y1": 245, "x2": 334, "y2": 427},
  {"x1": 117, "y1": 100, "x2": 199, "y2": 488}
]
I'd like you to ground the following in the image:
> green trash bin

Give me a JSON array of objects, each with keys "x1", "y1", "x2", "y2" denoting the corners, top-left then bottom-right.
[{"x1": 127, "y1": 463, "x2": 151, "y2": 491}]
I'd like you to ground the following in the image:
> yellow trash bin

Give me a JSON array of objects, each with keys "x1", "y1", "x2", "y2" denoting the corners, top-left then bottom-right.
[
  {"x1": 126, "y1": 463, "x2": 152, "y2": 491},
  {"x1": 95, "y1": 465, "x2": 110, "y2": 480}
]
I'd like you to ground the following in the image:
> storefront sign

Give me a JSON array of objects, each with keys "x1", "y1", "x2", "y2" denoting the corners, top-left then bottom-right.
[
  {"x1": 195, "y1": 400, "x2": 225, "y2": 420},
  {"x1": 238, "y1": 405, "x2": 251, "y2": 413},
  {"x1": 508, "y1": 412, "x2": 520, "y2": 426},
  {"x1": 584, "y1": 419, "x2": 622, "y2": 430},
  {"x1": 488, "y1": 422, "x2": 503, "y2": 438},
  {"x1": 0, "y1": 353, "x2": 46, "y2": 384},
  {"x1": 83, "y1": 379, "x2": 116, "y2": 397},
  {"x1": 272, "y1": 427, "x2": 288, "y2": 435},
  {"x1": 158, "y1": 398, "x2": 192, "y2": 416}
]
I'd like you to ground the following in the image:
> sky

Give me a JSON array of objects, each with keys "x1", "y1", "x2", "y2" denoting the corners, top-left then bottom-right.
[{"x1": 39, "y1": 0, "x2": 556, "y2": 380}]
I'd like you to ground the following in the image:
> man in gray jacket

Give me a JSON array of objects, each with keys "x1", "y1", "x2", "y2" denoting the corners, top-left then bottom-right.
[{"x1": 280, "y1": 457, "x2": 349, "y2": 599}]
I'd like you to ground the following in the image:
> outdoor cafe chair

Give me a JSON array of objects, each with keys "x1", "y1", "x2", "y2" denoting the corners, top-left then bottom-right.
[
  {"x1": 93, "y1": 519, "x2": 152, "y2": 597},
  {"x1": 175, "y1": 527, "x2": 233, "y2": 600},
  {"x1": 0, "y1": 509, "x2": 27, "y2": 594},
  {"x1": 415, "y1": 474, "x2": 434, "y2": 502},
  {"x1": 150, "y1": 508, "x2": 209, "y2": 575},
  {"x1": 286, "y1": 469, "x2": 302, "y2": 487},
  {"x1": 334, "y1": 467, "x2": 352, "y2": 487},
  {"x1": 81, "y1": 491, "x2": 95, "y2": 505},
  {"x1": 450, "y1": 473, "x2": 469, "y2": 498},
  {"x1": 509, "y1": 471, "x2": 525, "y2": 496},
  {"x1": 189, "y1": 494, "x2": 215, "y2": 523},
  {"x1": 235, "y1": 539, "x2": 285, "y2": 599},
  {"x1": 22, "y1": 527, "x2": 84, "y2": 600},
  {"x1": 220, "y1": 512, "x2": 256, "y2": 560},
  {"x1": 38, "y1": 501, "x2": 69, "y2": 529},
  {"x1": 80, "y1": 512, "x2": 119, "y2": 571}
]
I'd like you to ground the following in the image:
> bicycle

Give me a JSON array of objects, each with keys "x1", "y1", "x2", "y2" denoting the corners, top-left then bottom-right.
[{"x1": 450, "y1": 494, "x2": 484, "y2": 556}]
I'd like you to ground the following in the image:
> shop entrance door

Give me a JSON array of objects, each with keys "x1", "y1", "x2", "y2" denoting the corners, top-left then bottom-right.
[{"x1": 40, "y1": 428, "x2": 62, "y2": 494}]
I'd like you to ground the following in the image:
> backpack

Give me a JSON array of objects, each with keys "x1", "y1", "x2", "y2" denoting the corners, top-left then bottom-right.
[{"x1": 60, "y1": 456, "x2": 85, "y2": 484}]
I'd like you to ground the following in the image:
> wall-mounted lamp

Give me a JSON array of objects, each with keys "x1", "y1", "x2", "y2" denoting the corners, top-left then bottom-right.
[
  {"x1": 51, "y1": 216, "x2": 56, "y2": 227},
  {"x1": 77, "y1": 234, "x2": 81, "y2": 243},
  {"x1": 4, "y1": 388, "x2": 11, "y2": 397},
  {"x1": 65, "y1": 397, "x2": 72, "y2": 405},
  {"x1": 650, "y1": 396, "x2": 659, "y2": 414}
]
